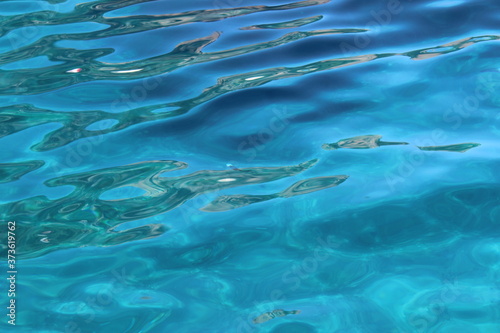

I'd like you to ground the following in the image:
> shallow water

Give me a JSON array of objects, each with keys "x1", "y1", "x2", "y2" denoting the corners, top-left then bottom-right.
[{"x1": 0, "y1": 0, "x2": 499, "y2": 332}]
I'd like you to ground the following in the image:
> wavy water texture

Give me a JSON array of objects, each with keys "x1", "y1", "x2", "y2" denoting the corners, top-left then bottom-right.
[
  {"x1": 0, "y1": 28, "x2": 367, "y2": 94},
  {"x1": 417, "y1": 142, "x2": 481, "y2": 152},
  {"x1": 0, "y1": 0, "x2": 330, "y2": 38},
  {"x1": 322, "y1": 134, "x2": 409, "y2": 150},
  {"x1": 240, "y1": 15, "x2": 324, "y2": 30},
  {"x1": 201, "y1": 175, "x2": 349, "y2": 212},
  {"x1": 1, "y1": 35, "x2": 497, "y2": 152},
  {"x1": 0, "y1": 159, "x2": 323, "y2": 259},
  {"x1": 1, "y1": 0, "x2": 499, "y2": 332},
  {"x1": 0, "y1": 160, "x2": 44, "y2": 183},
  {"x1": 0, "y1": 0, "x2": 331, "y2": 66}
]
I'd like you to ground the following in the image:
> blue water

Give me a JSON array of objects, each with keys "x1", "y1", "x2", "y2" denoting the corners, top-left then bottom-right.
[{"x1": 0, "y1": 0, "x2": 499, "y2": 332}]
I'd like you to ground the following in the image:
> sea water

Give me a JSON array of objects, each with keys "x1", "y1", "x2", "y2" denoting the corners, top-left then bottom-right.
[{"x1": 0, "y1": 0, "x2": 499, "y2": 332}]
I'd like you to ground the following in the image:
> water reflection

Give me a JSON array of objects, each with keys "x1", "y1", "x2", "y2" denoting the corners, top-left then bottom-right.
[
  {"x1": 201, "y1": 175, "x2": 349, "y2": 212},
  {"x1": 0, "y1": 0, "x2": 493, "y2": 262},
  {"x1": 417, "y1": 143, "x2": 481, "y2": 153},
  {"x1": 253, "y1": 309, "x2": 301, "y2": 324},
  {"x1": 0, "y1": 0, "x2": 331, "y2": 39},
  {"x1": 0, "y1": 28, "x2": 367, "y2": 95},
  {"x1": 322, "y1": 135, "x2": 409, "y2": 150},
  {"x1": 0, "y1": 34, "x2": 496, "y2": 151},
  {"x1": 0, "y1": 160, "x2": 45, "y2": 183},
  {"x1": 0, "y1": 159, "x2": 331, "y2": 259},
  {"x1": 240, "y1": 15, "x2": 323, "y2": 30}
]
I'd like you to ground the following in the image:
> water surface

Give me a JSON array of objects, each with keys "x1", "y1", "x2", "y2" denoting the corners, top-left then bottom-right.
[{"x1": 0, "y1": 0, "x2": 499, "y2": 332}]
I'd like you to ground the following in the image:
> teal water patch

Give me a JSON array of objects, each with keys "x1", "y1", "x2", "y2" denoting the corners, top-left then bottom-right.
[
  {"x1": 0, "y1": 56, "x2": 64, "y2": 70},
  {"x1": 0, "y1": 160, "x2": 44, "y2": 184}
]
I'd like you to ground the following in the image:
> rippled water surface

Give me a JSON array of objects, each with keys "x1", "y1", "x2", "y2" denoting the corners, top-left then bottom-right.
[{"x1": 1, "y1": 0, "x2": 499, "y2": 332}]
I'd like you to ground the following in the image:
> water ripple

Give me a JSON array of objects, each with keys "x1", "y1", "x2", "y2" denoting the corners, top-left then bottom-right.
[
  {"x1": 0, "y1": 158, "x2": 326, "y2": 259},
  {"x1": 0, "y1": 1, "x2": 499, "y2": 332},
  {"x1": 0, "y1": 35, "x2": 496, "y2": 153},
  {"x1": 0, "y1": 160, "x2": 44, "y2": 183}
]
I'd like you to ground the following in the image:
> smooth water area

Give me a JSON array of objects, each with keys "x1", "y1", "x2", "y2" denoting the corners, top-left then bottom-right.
[{"x1": 0, "y1": 0, "x2": 499, "y2": 332}]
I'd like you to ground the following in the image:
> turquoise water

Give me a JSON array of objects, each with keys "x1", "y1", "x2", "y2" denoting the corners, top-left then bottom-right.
[{"x1": 0, "y1": 0, "x2": 499, "y2": 332}]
